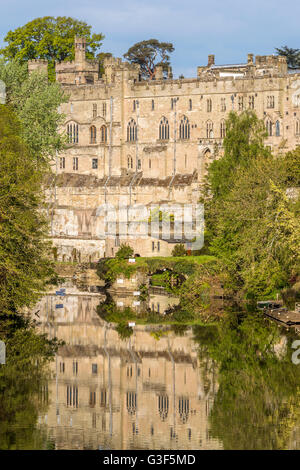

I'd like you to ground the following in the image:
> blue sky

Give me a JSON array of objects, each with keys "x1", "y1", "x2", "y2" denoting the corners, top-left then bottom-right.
[{"x1": 0, "y1": 0, "x2": 299, "y2": 77}]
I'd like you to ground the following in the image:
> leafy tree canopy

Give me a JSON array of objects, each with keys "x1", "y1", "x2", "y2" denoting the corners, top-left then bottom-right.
[
  {"x1": 124, "y1": 39, "x2": 174, "y2": 80},
  {"x1": 0, "y1": 105, "x2": 55, "y2": 315},
  {"x1": 0, "y1": 59, "x2": 67, "y2": 163},
  {"x1": 275, "y1": 46, "x2": 300, "y2": 69},
  {"x1": 116, "y1": 243, "x2": 134, "y2": 259},
  {"x1": 203, "y1": 111, "x2": 300, "y2": 299},
  {"x1": 0, "y1": 17, "x2": 104, "y2": 80}
]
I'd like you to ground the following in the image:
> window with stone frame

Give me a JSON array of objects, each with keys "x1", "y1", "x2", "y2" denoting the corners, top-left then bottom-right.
[
  {"x1": 101, "y1": 125, "x2": 107, "y2": 143},
  {"x1": 207, "y1": 98, "x2": 212, "y2": 112},
  {"x1": 267, "y1": 96, "x2": 275, "y2": 108},
  {"x1": 206, "y1": 120, "x2": 213, "y2": 138},
  {"x1": 127, "y1": 119, "x2": 137, "y2": 142},
  {"x1": 90, "y1": 125, "x2": 97, "y2": 144},
  {"x1": 248, "y1": 95, "x2": 255, "y2": 109},
  {"x1": 179, "y1": 116, "x2": 190, "y2": 139},
  {"x1": 67, "y1": 122, "x2": 78, "y2": 144},
  {"x1": 159, "y1": 117, "x2": 169, "y2": 140},
  {"x1": 221, "y1": 98, "x2": 226, "y2": 112},
  {"x1": 93, "y1": 103, "x2": 97, "y2": 118}
]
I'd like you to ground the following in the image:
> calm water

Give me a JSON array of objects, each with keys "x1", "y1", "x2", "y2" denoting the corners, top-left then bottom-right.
[{"x1": 2, "y1": 283, "x2": 300, "y2": 450}]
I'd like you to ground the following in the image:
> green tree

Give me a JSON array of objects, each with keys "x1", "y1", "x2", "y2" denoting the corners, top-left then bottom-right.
[
  {"x1": 0, "y1": 311, "x2": 60, "y2": 449},
  {"x1": 0, "y1": 17, "x2": 104, "y2": 81},
  {"x1": 193, "y1": 314, "x2": 300, "y2": 450},
  {"x1": 172, "y1": 243, "x2": 187, "y2": 257},
  {"x1": 203, "y1": 111, "x2": 300, "y2": 298},
  {"x1": 0, "y1": 105, "x2": 54, "y2": 315},
  {"x1": 124, "y1": 39, "x2": 174, "y2": 80},
  {"x1": 275, "y1": 46, "x2": 300, "y2": 68},
  {"x1": 206, "y1": 110, "x2": 269, "y2": 200},
  {"x1": 115, "y1": 243, "x2": 134, "y2": 259},
  {"x1": 0, "y1": 59, "x2": 67, "y2": 163},
  {"x1": 282, "y1": 146, "x2": 300, "y2": 186}
]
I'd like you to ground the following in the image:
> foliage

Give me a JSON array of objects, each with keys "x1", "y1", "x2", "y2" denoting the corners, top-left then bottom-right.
[
  {"x1": 193, "y1": 313, "x2": 300, "y2": 449},
  {"x1": 282, "y1": 146, "x2": 300, "y2": 186},
  {"x1": 115, "y1": 322, "x2": 133, "y2": 340},
  {"x1": 0, "y1": 16, "x2": 104, "y2": 81},
  {"x1": 204, "y1": 110, "x2": 269, "y2": 201},
  {"x1": 0, "y1": 105, "x2": 56, "y2": 315},
  {"x1": 172, "y1": 243, "x2": 187, "y2": 257},
  {"x1": 124, "y1": 39, "x2": 174, "y2": 80},
  {"x1": 115, "y1": 243, "x2": 134, "y2": 260},
  {"x1": 0, "y1": 312, "x2": 60, "y2": 449},
  {"x1": 202, "y1": 111, "x2": 300, "y2": 298},
  {"x1": 138, "y1": 283, "x2": 149, "y2": 301},
  {"x1": 275, "y1": 46, "x2": 300, "y2": 68},
  {"x1": 0, "y1": 59, "x2": 67, "y2": 163}
]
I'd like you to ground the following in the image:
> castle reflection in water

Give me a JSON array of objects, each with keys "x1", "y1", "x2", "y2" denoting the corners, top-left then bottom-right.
[{"x1": 35, "y1": 286, "x2": 222, "y2": 450}]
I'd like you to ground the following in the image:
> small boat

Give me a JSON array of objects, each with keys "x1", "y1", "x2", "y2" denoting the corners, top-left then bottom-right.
[{"x1": 257, "y1": 300, "x2": 283, "y2": 311}]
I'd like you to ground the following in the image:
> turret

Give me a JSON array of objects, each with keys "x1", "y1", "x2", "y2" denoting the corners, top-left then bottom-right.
[
  {"x1": 75, "y1": 37, "x2": 86, "y2": 64},
  {"x1": 28, "y1": 59, "x2": 48, "y2": 75}
]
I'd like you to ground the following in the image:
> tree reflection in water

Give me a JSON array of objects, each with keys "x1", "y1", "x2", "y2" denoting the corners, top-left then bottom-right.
[
  {"x1": 193, "y1": 312, "x2": 300, "y2": 450},
  {"x1": 0, "y1": 313, "x2": 59, "y2": 450}
]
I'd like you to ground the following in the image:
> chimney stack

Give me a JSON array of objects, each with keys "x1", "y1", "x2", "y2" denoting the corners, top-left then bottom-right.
[
  {"x1": 208, "y1": 54, "x2": 215, "y2": 66},
  {"x1": 247, "y1": 53, "x2": 254, "y2": 64}
]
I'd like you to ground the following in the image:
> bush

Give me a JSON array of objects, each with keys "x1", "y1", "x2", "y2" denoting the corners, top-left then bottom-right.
[
  {"x1": 116, "y1": 243, "x2": 134, "y2": 259},
  {"x1": 172, "y1": 244, "x2": 187, "y2": 257}
]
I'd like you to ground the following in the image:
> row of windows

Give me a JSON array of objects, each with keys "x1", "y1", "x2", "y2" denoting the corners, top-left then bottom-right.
[
  {"x1": 89, "y1": 125, "x2": 107, "y2": 144},
  {"x1": 60, "y1": 157, "x2": 98, "y2": 171},
  {"x1": 86, "y1": 95, "x2": 278, "y2": 127},
  {"x1": 127, "y1": 117, "x2": 226, "y2": 142},
  {"x1": 130, "y1": 96, "x2": 257, "y2": 112},
  {"x1": 67, "y1": 114, "x2": 300, "y2": 148}
]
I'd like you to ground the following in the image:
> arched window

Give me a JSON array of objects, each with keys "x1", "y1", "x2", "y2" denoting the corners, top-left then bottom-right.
[
  {"x1": 127, "y1": 119, "x2": 137, "y2": 142},
  {"x1": 207, "y1": 98, "x2": 212, "y2": 112},
  {"x1": 266, "y1": 119, "x2": 273, "y2": 136},
  {"x1": 159, "y1": 117, "x2": 169, "y2": 140},
  {"x1": 100, "y1": 125, "x2": 107, "y2": 143},
  {"x1": 178, "y1": 397, "x2": 189, "y2": 424},
  {"x1": 90, "y1": 125, "x2": 97, "y2": 144},
  {"x1": 179, "y1": 116, "x2": 190, "y2": 139},
  {"x1": 67, "y1": 122, "x2": 79, "y2": 144},
  {"x1": 275, "y1": 120, "x2": 280, "y2": 136},
  {"x1": 158, "y1": 395, "x2": 169, "y2": 421},
  {"x1": 220, "y1": 120, "x2": 226, "y2": 138},
  {"x1": 296, "y1": 119, "x2": 300, "y2": 136},
  {"x1": 126, "y1": 391, "x2": 137, "y2": 414},
  {"x1": 206, "y1": 120, "x2": 213, "y2": 138}
]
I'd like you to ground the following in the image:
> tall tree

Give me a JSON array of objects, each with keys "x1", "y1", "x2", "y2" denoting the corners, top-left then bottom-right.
[
  {"x1": 0, "y1": 17, "x2": 104, "y2": 80},
  {"x1": 0, "y1": 105, "x2": 55, "y2": 316},
  {"x1": 124, "y1": 39, "x2": 174, "y2": 80},
  {"x1": 203, "y1": 111, "x2": 300, "y2": 298},
  {"x1": 275, "y1": 46, "x2": 300, "y2": 68}
]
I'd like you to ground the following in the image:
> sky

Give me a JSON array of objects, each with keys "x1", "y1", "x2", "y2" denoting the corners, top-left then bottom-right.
[{"x1": 0, "y1": 0, "x2": 299, "y2": 78}]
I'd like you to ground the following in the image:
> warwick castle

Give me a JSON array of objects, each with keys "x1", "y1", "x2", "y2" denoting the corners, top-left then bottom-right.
[{"x1": 28, "y1": 37, "x2": 300, "y2": 262}]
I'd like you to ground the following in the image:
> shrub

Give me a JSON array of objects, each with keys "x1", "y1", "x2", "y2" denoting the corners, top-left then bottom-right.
[
  {"x1": 116, "y1": 243, "x2": 134, "y2": 259},
  {"x1": 172, "y1": 244, "x2": 187, "y2": 257}
]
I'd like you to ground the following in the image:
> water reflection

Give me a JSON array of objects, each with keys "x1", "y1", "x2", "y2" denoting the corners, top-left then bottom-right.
[
  {"x1": 35, "y1": 286, "x2": 221, "y2": 450},
  {"x1": 32, "y1": 284, "x2": 300, "y2": 450}
]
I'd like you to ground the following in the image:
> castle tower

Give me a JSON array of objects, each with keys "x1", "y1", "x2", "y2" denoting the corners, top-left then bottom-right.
[
  {"x1": 28, "y1": 59, "x2": 48, "y2": 75},
  {"x1": 75, "y1": 37, "x2": 86, "y2": 64}
]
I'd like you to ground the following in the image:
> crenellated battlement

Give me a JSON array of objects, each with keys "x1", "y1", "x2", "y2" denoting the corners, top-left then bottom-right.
[{"x1": 28, "y1": 59, "x2": 48, "y2": 75}]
